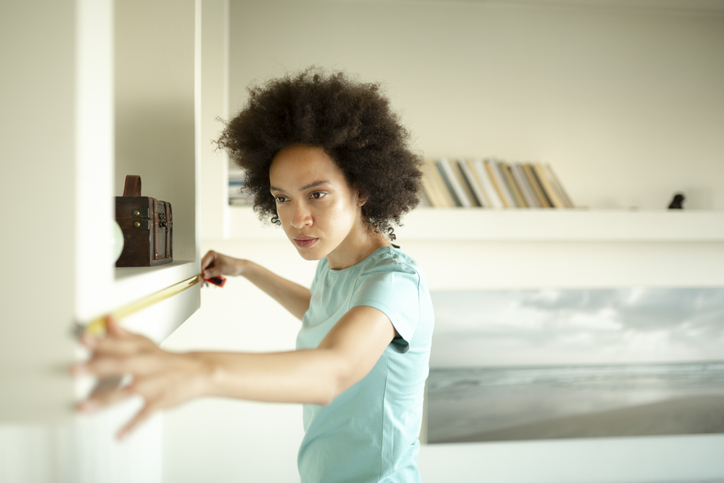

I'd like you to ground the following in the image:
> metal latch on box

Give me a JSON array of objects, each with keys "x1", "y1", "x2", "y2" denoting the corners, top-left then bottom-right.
[{"x1": 132, "y1": 209, "x2": 151, "y2": 229}]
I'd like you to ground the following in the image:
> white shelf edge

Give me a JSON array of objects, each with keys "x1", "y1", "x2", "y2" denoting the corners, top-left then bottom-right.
[
  {"x1": 397, "y1": 208, "x2": 724, "y2": 241},
  {"x1": 112, "y1": 260, "x2": 198, "y2": 313},
  {"x1": 225, "y1": 206, "x2": 724, "y2": 242}
]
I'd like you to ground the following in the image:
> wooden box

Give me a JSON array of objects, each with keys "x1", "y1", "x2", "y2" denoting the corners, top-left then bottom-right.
[{"x1": 115, "y1": 175, "x2": 173, "y2": 267}]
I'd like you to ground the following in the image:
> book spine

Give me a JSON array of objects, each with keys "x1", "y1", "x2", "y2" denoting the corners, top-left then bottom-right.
[
  {"x1": 511, "y1": 164, "x2": 539, "y2": 208},
  {"x1": 450, "y1": 159, "x2": 480, "y2": 207},
  {"x1": 484, "y1": 158, "x2": 511, "y2": 208},
  {"x1": 455, "y1": 159, "x2": 485, "y2": 207},
  {"x1": 472, "y1": 159, "x2": 504, "y2": 208},
  {"x1": 439, "y1": 158, "x2": 471, "y2": 207},
  {"x1": 436, "y1": 159, "x2": 462, "y2": 207},
  {"x1": 501, "y1": 161, "x2": 527, "y2": 208},
  {"x1": 522, "y1": 163, "x2": 552, "y2": 208},
  {"x1": 486, "y1": 158, "x2": 514, "y2": 208},
  {"x1": 228, "y1": 178, "x2": 254, "y2": 206},
  {"x1": 463, "y1": 159, "x2": 492, "y2": 208},
  {"x1": 426, "y1": 160, "x2": 456, "y2": 207},
  {"x1": 420, "y1": 161, "x2": 444, "y2": 208},
  {"x1": 544, "y1": 164, "x2": 575, "y2": 208},
  {"x1": 533, "y1": 162, "x2": 565, "y2": 208},
  {"x1": 417, "y1": 190, "x2": 433, "y2": 207},
  {"x1": 541, "y1": 164, "x2": 569, "y2": 208}
]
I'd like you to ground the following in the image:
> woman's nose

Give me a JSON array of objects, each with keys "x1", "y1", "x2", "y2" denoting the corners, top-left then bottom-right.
[{"x1": 290, "y1": 201, "x2": 312, "y2": 229}]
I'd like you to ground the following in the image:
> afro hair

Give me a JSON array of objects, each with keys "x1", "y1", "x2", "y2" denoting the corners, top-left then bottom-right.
[{"x1": 216, "y1": 67, "x2": 422, "y2": 241}]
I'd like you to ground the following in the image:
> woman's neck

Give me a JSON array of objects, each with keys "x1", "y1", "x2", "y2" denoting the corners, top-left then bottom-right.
[{"x1": 326, "y1": 224, "x2": 392, "y2": 270}]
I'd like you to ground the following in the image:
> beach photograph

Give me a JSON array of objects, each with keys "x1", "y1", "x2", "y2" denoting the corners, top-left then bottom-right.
[{"x1": 427, "y1": 287, "x2": 724, "y2": 444}]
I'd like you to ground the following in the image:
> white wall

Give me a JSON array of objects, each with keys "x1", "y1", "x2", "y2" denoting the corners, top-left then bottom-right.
[
  {"x1": 163, "y1": 1, "x2": 724, "y2": 482},
  {"x1": 228, "y1": 0, "x2": 724, "y2": 211}
]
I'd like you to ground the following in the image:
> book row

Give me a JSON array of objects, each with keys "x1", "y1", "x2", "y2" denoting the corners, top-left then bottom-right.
[
  {"x1": 229, "y1": 178, "x2": 254, "y2": 206},
  {"x1": 229, "y1": 158, "x2": 574, "y2": 209},
  {"x1": 422, "y1": 158, "x2": 575, "y2": 209}
]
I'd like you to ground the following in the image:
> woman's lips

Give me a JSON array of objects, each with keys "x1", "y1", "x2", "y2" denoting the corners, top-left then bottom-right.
[{"x1": 294, "y1": 237, "x2": 318, "y2": 248}]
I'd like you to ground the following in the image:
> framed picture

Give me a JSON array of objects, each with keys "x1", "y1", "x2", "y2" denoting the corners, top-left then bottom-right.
[{"x1": 427, "y1": 287, "x2": 724, "y2": 444}]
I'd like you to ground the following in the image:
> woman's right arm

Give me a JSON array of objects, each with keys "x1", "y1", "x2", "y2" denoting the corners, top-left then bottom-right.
[{"x1": 201, "y1": 250, "x2": 311, "y2": 321}]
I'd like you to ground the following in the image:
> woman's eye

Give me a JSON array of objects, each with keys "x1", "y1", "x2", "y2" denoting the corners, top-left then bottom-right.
[
  {"x1": 310, "y1": 192, "x2": 326, "y2": 200},
  {"x1": 274, "y1": 196, "x2": 287, "y2": 203}
]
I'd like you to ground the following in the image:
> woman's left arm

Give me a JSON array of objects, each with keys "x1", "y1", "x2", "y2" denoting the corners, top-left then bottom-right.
[{"x1": 74, "y1": 308, "x2": 396, "y2": 439}]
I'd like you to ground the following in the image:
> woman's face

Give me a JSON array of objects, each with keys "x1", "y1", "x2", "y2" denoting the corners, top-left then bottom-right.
[{"x1": 269, "y1": 144, "x2": 367, "y2": 266}]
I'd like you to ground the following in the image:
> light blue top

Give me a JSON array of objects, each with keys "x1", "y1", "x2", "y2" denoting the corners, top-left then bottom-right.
[{"x1": 296, "y1": 246, "x2": 434, "y2": 483}]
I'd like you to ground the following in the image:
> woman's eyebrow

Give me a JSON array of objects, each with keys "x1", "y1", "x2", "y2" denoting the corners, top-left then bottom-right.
[{"x1": 270, "y1": 180, "x2": 331, "y2": 192}]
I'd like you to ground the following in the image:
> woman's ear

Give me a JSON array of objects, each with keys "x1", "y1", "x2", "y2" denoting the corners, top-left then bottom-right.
[{"x1": 356, "y1": 190, "x2": 368, "y2": 207}]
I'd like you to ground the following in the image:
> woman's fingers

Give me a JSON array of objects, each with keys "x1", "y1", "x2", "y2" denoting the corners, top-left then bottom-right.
[
  {"x1": 200, "y1": 250, "x2": 215, "y2": 269},
  {"x1": 105, "y1": 315, "x2": 125, "y2": 336},
  {"x1": 79, "y1": 383, "x2": 135, "y2": 413},
  {"x1": 200, "y1": 250, "x2": 219, "y2": 278},
  {"x1": 117, "y1": 401, "x2": 158, "y2": 441},
  {"x1": 79, "y1": 316, "x2": 134, "y2": 349},
  {"x1": 80, "y1": 383, "x2": 161, "y2": 441},
  {"x1": 80, "y1": 326, "x2": 157, "y2": 366},
  {"x1": 81, "y1": 335, "x2": 145, "y2": 356},
  {"x1": 79, "y1": 352, "x2": 166, "y2": 378},
  {"x1": 72, "y1": 319, "x2": 201, "y2": 441},
  {"x1": 72, "y1": 319, "x2": 206, "y2": 441},
  {"x1": 201, "y1": 249, "x2": 242, "y2": 278}
]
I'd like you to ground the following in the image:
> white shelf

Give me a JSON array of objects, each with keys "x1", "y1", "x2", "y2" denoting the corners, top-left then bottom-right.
[
  {"x1": 226, "y1": 206, "x2": 724, "y2": 242},
  {"x1": 112, "y1": 260, "x2": 198, "y2": 315},
  {"x1": 397, "y1": 208, "x2": 724, "y2": 242}
]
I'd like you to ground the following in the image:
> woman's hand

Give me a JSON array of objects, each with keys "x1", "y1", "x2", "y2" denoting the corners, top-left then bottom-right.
[
  {"x1": 200, "y1": 250, "x2": 245, "y2": 279},
  {"x1": 72, "y1": 316, "x2": 212, "y2": 440}
]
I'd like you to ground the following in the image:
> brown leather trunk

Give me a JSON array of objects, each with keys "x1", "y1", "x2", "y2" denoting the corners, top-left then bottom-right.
[{"x1": 115, "y1": 175, "x2": 173, "y2": 267}]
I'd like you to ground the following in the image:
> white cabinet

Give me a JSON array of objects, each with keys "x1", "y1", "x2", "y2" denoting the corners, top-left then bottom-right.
[
  {"x1": 0, "y1": 0, "x2": 199, "y2": 424},
  {"x1": 1, "y1": 0, "x2": 199, "y2": 480}
]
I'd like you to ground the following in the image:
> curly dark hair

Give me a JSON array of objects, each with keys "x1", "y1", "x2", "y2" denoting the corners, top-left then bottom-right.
[{"x1": 216, "y1": 68, "x2": 422, "y2": 241}]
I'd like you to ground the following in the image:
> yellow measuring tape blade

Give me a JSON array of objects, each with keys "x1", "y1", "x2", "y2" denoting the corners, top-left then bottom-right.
[{"x1": 81, "y1": 273, "x2": 202, "y2": 337}]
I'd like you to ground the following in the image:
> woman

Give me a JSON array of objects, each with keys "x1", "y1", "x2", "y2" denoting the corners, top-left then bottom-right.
[{"x1": 74, "y1": 69, "x2": 434, "y2": 482}]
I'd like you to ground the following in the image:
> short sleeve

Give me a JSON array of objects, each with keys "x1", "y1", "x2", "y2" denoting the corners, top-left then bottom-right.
[{"x1": 349, "y1": 261, "x2": 421, "y2": 353}]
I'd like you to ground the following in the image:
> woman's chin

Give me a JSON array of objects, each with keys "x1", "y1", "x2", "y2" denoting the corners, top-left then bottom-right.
[{"x1": 294, "y1": 245, "x2": 325, "y2": 261}]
